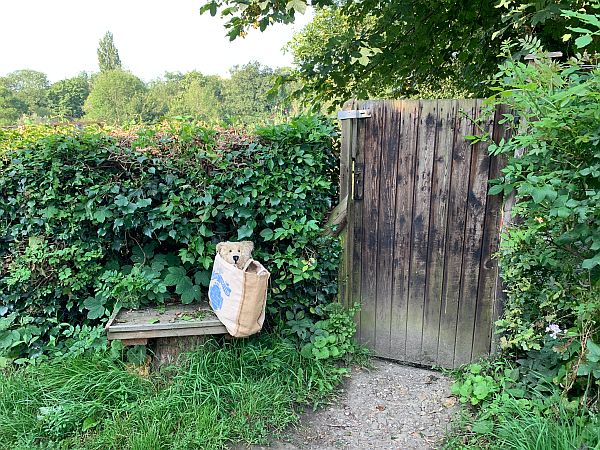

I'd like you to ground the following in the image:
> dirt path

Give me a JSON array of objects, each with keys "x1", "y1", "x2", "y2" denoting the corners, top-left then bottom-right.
[{"x1": 237, "y1": 359, "x2": 458, "y2": 450}]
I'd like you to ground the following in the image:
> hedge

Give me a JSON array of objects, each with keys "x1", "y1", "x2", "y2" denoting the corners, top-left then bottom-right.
[{"x1": 0, "y1": 117, "x2": 340, "y2": 362}]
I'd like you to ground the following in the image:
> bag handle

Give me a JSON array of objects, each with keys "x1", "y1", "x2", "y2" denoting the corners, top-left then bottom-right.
[
  {"x1": 242, "y1": 258, "x2": 269, "y2": 275},
  {"x1": 242, "y1": 258, "x2": 254, "y2": 271}
]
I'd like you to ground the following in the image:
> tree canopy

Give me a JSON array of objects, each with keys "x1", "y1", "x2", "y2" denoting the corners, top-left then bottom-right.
[
  {"x1": 84, "y1": 70, "x2": 147, "y2": 124},
  {"x1": 0, "y1": 69, "x2": 49, "y2": 117},
  {"x1": 201, "y1": 0, "x2": 598, "y2": 107},
  {"x1": 46, "y1": 73, "x2": 90, "y2": 119},
  {"x1": 97, "y1": 31, "x2": 122, "y2": 72},
  {"x1": 222, "y1": 62, "x2": 289, "y2": 125}
]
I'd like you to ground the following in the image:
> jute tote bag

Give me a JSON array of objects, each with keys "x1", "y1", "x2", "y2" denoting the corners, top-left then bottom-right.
[{"x1": 208, "y1": 253, "x2": 270, "y2": 337}]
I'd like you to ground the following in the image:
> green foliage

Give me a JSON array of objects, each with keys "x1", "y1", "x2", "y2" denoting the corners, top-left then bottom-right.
[
  {"x1": 562, "y1": 1, "x2": 600, "y2": 49},
  {"x1": 84, "y1": 70, "x2": 149, "y2": 124},
  {"x1": 0, "y1": 69, "x2": 49, "y2": 117},
  {"x1": 451, "y1": 363, "x2": 502, "y2": 406},
  {"x1": 0, "y1": 83, "x2": 26, "y2": 125},
  {"x1": 0, "y1": 115, "x2": 340, "y2": 362},
  {"x1": 0, "y1": 334, "x2": 349, "y2": 449},
  {"x1": 222, "y1": 61, "x2": 291, "y2": 125},
  {"x1": 444, "y1": 395, "x2": 600, "y2": 449},
  {"x1": 483, "y1": 43, "x2": 600, "y2": 403},
  {"x1": 97, "y1": 31, "x2": 122, "y2": 72},
  {"x1": 0, "y1": 61, "x2": 291, "y2": 127},
  {"x1": 46, "y1": 73, "x2": 90, "y2": 119},
  {"x1": 168, "y1": 72, "x2": 224, "y2": 123},
  {"x1": 298, "y1": 303, "x2": 359, "y2": 360},
  {"x1": 201, "y1": 0, "x2": 595, "y2": 109},
  {"x1": 447, "y1": 355, "x2": 600, "y2": 448}
]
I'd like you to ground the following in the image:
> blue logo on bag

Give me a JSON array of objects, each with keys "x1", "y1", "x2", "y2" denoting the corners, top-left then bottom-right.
[{"x1": 209, "y1": 271, "x2": 231, "y2": 311}]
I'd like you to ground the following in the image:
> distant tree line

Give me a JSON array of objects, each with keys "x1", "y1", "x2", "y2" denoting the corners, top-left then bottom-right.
[{"x1": 0, "y1": 32, "x2": 296, "y2": 126}]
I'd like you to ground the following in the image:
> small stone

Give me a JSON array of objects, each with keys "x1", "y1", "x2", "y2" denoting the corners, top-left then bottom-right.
[{"x1": 442, "y1": 397, "x2": 457, "y2": 408}]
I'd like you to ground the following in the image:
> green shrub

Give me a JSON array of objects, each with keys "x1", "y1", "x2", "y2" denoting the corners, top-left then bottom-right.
[
  {"x1": 484, "y1": 41, "x2": 600, "y2": 403},
  {"x1": 448, "y1": 13, "x2": 600, "y2": 444},
  {"x1": 0, "y1": 116, "x2": 341, "y2": 363}
]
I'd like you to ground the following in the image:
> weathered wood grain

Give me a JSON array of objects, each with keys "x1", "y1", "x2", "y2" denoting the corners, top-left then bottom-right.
[
  {"x1": 337, "y1": 102, "x2": 354, "y2": 307},
  {"x1": 374, "y1": 101, "x2": 402, "y2": 357},
  {"x1": 339, "y1": 99, "x2": 507, "y2": 368},
  {"x1": 470, "y1": 106, "x2": 504, "y2": 359},
  {"x1": 435, "y1": 99, "x2": 477, "y2": 368},
  {"x1": 350, "y1": 100, "x2": 367, "y2": 341},
  {"x1": 453, "y1": 99, "x2": 492, "y2": 367},
  {"x1": 358, "y1": 101, "x2": 385, "y2": 348},
  {"x1": 421, "y1": 99, "x2": 456, "y2": 365},
  {"x1": 405, "y1": 100, "x2": 437, "y2": 363},
  {"x1": 390, "y1": 100, "x2": 419, "y2": 359}
]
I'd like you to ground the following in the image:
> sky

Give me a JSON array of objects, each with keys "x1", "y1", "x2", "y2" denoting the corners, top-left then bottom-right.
[{"x1": 0, "y1": 0, "x2": 313, "y2": 83}]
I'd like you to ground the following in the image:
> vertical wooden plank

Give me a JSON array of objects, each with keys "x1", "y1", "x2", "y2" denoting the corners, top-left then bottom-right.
[
  {"x1": 339, "y1": 100, "x2": 355, "y2": 202},
  {"x1": 453, "y1": 99, "x2": 491, "y2": 367},
  {"x1": 471, "y1": 105, "x2": 504, "y2": 359},
  {"x1": 374, "y1": 101, "x2": 401, "y2": 357},
  {"x1": 405, "y1": 100, "x2": 438, "y2": 363},
  {"x1": 436, "y1": 99, "x2": 477, "y2": 368},
  {"x1": 350, "y1": 101, "x2": 369, "y2": 343},
  {"x1": 390, "y1": 100, "x2": 419, "y2": 359},
  {"x1": 420, "y1": 100, "x2": 456, "y2": 364},
  {"x1": 339, "y1": 101, "x2": 356, "y2": 309},
  {"x1": 358, "y1": 101, "x2": 384, "y2": 349}
]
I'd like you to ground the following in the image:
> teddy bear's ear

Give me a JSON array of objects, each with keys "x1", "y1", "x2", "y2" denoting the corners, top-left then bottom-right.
[
  {"x1": 216, "y1": 242, "x2": 224, "y2": 252},
  {"x1": 241, "y1": 241, "x2": 254, "y2": 252}
]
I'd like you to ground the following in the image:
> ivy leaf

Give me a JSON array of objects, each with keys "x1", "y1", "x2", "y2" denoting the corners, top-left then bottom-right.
[
  {"x1": 575, "y1": 35, "x2": 593, "y2": 48},
  {"x1": 135, "y1": 198, "x2": 152, "y2": 209},
  {"x1": 171, "y1": 273, "x2": 200, "y2": 304},
  {"x1": 83, "y1": 295, "x2": 106, "y2": 320},
  {"x1": 531, "y1": 186, "x2": 557, "y2": 204},
  {"x1": 238, "y1": 224, "x2": 254, "y2": 239},
  {"x1": 582, "y1": 253, "x2": 600, "y2": 270},
  {"x1": 126, "y1": 345, "x2": 147, "y2": 365},
  {"x1": 260, "y1": 228, "x2": 274, "y2": 240},
  {"x1": 0, "y1": 330, "x2": 19, "y2": 350},
  {"x1": 180, "y1": 284, "x2": 202, "y2": 304},
  {"x1": 194, "y1": 270, "x2": 211, "y2": 287},
  {"x1": 163, "y1": 266, "x2": 188, "y2": 286},
  {"x1": 488, "y1": 185, "x2": 504, "y2": 195},
  {"x1": 114, "y1": 195, "x2": 129, "y2": 207},
  {"x1": 587, "y1": 339, "x2": 600, "y2": 362},
  {"x1": 285, "y1": 0, "x2": 306, "y2": 14},
  {"x1": 93, "y1": 207, "x2": 112, "y2": 223}
]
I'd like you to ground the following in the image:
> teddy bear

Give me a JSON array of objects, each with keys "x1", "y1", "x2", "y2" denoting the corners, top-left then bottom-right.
[{"x1": 216, "y1": 241, "x2": 254, "y2": 269}]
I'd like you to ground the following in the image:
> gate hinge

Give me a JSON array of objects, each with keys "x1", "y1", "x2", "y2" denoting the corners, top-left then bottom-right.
[{"x1": 337, "y1": 109, "x2": 371, "y2": 120}]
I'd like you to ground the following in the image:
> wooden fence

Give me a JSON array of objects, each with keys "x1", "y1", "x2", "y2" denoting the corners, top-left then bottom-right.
[{"x1": 337, "y1": 99, "x2": 508, "y2": 369}]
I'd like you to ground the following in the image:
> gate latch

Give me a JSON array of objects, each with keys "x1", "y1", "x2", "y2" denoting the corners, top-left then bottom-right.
[{"x1": 337, "y1": 109, "x2": 371, "y2": 120}]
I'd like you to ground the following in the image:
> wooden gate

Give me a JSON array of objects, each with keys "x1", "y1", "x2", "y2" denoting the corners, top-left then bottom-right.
[{"x1": 338, "y1": 99, "x2": 507, "y2": 368}]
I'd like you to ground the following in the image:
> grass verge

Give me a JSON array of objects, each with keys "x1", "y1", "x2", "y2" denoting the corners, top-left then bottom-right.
[
  {"x1": 0, "y1": 334, "x2": 351, "y2": 449},
  {"x1": 444, "y1": 397, "x2": 600, "y2": 449}
]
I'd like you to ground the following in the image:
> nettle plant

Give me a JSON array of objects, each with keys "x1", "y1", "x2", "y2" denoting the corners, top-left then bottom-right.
[
  {"x1": 0, "y1": 116, "x2": 342, "y2": 363},
  {"x1": 485, "y1": 38, "x2": 600, "y2": 401}
]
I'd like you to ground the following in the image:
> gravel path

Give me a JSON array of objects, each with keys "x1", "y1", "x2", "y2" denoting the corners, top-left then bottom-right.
[{"x1": 237, "y1": 359, "x2": 458, "y2": 450}]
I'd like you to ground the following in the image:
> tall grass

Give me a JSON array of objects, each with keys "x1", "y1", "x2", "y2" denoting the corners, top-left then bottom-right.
[
  {"x1": 445, "y1": 398, "x2": 600, "y2": 450},
  {"x1": 488, "y1": 399, "x2": 599, "y2": 450},
  {"x1": 0, "y1": 335, "x2": 349, "y2": 449}
]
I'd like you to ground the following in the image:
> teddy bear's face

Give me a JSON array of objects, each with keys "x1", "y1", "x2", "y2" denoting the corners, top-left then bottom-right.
[{"x1": 216, "y1": 241, "x2": 254, "y2": 269}]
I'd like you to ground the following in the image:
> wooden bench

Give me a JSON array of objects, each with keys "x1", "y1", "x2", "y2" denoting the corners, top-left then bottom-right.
[{"x1": 105, "y1": 302, "x2": 228, "y2": 367}]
